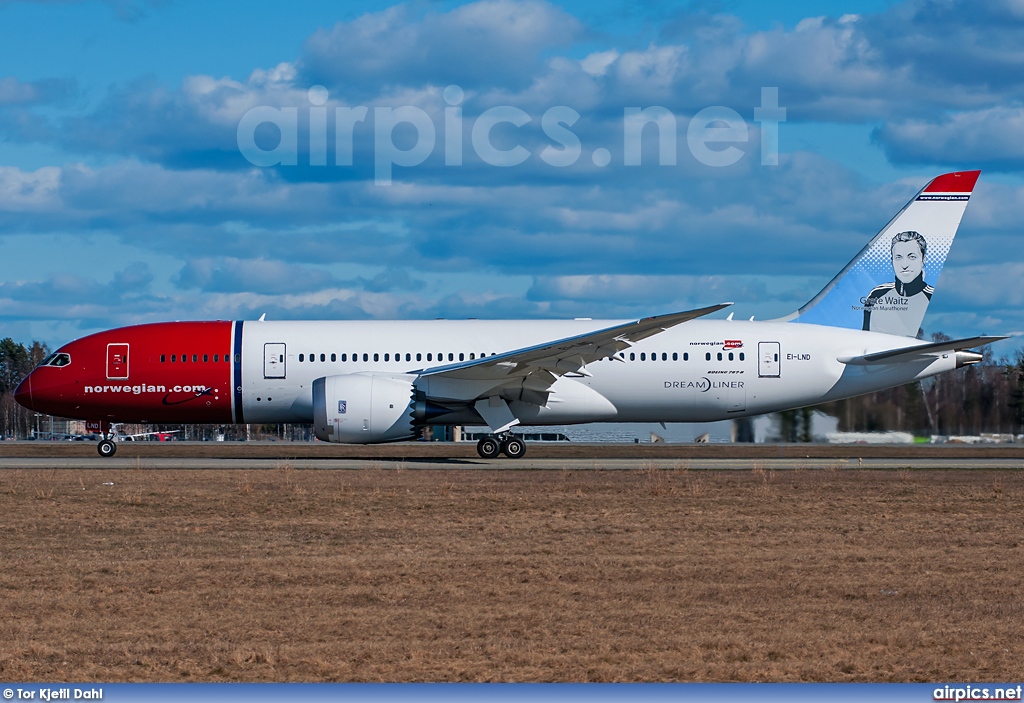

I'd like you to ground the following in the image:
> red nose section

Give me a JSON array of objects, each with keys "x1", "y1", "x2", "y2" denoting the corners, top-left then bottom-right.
[{"x1": 14, "y1": 374, "x2": 32, "y2": 410}]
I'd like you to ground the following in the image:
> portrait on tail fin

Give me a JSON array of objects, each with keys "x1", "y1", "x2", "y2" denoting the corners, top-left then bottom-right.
[
  {"x1": 786, "y1": 170, "x2": 978, "y2": 337},
  {"x1": 862, "y1": 230, "x2": 933, "y2": 336}
]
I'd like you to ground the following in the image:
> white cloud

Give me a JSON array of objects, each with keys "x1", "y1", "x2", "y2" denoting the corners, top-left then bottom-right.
[
  {"x1": 300, "y1": 0, "x2": 581, "y2": 92},
  {"x1": 0, "y1": 166, "x2": 62, "y2": 211},
  {"x1": 875, "y1": 107, "x2": 1024, "y2": 168},
  {"x1": 581, "y1": 50, "x2": 619, "y2": 78}
]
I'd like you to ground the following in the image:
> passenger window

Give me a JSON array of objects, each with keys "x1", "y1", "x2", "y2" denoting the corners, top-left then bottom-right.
[
  {"x1": 684, "y1": 353, "x2": 689, "y2": 361},
  {"x1": 416, "y1": 353, "x2": 422, "y2": 361},
  {"x1": 448, "y1": 353, "x2": 454, "y2": 361},
  {"x1": 234, "y1": 354, "x2": 240, "y2": 363},
  {"x1": 728, "y1": 352, "x2": 734, "y2": 361},
  {"x1": 191, "y1": 354, "x2": 196, "y2": 363},
  {"x1": 203, "y1": 354, "x2": 209, "y2": 363},
  {"x1": 171, "y1": 354, "x2": 177, "y2": 363},
  {"x1": 662, "y1": 353, "x2": 667, "y2": 361},
  {"x1": 182, "y1": 354, "x2": 188, "y2": 364},
  {"x1": 384, "y1": 353, "x2": 390, "y2": 362},
  {"x1": 160, "y1": 354, "x2": 166, "y2": 363},
  {"x1": 373, "y1": 353, "x2": 379, "y2": 362},
  {"x1": 705, "y1": 353, "x2": 711, "y2": 361},
  {"x1": 331, "y1": 353, "x2": 336, "y2": 362},
  {"x1": 362, "y1": 353, "x2": 368, "y2": 362},
  {"x1": 630, "y1": 352, "x2": 635, "y2": 361},
  {"x1": 341, "y1": 354, "x2": 347, "y2": 362},
  {"x1": 213, "y1": 354, "x2": 219, "y2": 363},
  {"x1": 299, "y1": 354, "x2": 304, "y2": 362},
  {"x1": 717, "y1": 352, "x2": 723, "y2": 361},
  {"x1": 672, "y1": 352, "x2": 678, "y2": 361},
  {"x1": 406, "y1": 353, "x2": 411, "y2": 361},
  {"x1": 739, "y1": 352, "x2": 745, "y2": 361},
  {"x1": 427, "y1": 353, "x2": 432, "y2": 361},
  {"x1": 459, "y1": 353, "x2": 465, "y2": 361},
  {"x1": 469, "y1": 353, "x2": 475, "y2": 360},
  {"x1": 320, "y1": 353, "x2": 326, "y2": 362}
]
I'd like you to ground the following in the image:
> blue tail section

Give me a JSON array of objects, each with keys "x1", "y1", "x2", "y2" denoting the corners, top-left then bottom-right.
[{"x1": 787, "y1": 171, "x2": 980, "y2": 337}]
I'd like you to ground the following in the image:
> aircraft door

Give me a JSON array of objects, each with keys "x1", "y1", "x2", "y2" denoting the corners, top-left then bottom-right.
[
  {"x1": 758, "y1": 342, "x2": 780, "y2": 378},
  {"x1": 106, "y1": 343, "x2": 129, "y2": 380},
  {"x1": 264, "y1": 343, "x2": 286, "y2": 379}
]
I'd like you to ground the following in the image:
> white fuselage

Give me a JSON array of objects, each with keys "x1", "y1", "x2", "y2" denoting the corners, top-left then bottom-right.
[{"x1": 238, "y1": 319, "x2": 955, "y2": 425}]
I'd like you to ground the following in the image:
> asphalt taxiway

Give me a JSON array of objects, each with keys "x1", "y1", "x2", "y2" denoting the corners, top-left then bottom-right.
[{"x1": 2, "y1": 456, "x2": 1024, "y2": 471}]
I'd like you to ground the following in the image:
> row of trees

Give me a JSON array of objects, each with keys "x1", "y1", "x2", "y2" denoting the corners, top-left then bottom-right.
[
  {"x1": 0, "y1": 338, "x2": 50, "y2": 439},
  {"x1": 2, "y1": 335, "x2": 1023, "y2": 440},
  {"x1": 816, "y1": 341, "x2": 1024, "y2": 438}
]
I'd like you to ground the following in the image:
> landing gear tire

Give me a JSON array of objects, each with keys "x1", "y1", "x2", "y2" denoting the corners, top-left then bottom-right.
[
  {"x1": 97, "y1": 439, "x2": 117, "y2": 458},
  {"x1": 501, "y1": 436, "x2": 526, "y2": 459},
  {"x1": 476, "y1": 437, "x2": 501, "y2": 459}
]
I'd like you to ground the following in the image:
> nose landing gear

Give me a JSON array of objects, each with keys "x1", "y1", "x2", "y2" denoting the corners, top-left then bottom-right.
[
  {"x1": 97, "y1": 438, "x2": 117, "y2": 457},
  {"x1": 92, "y1": 420, "x2": 117, "y2": 457},
  {"x1": 476, "y1": 433, "x2": 526, "y2": 459}
]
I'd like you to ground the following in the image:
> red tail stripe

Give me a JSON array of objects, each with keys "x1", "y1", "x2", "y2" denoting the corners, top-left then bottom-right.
[{"x1": 923, "y1": 170, "x2": 981, "y2": 193}]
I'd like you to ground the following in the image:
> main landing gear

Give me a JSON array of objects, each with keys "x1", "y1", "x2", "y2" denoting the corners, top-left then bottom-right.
[{"x1": 476, "y1": 433, "x2": 526, "y2": 459}]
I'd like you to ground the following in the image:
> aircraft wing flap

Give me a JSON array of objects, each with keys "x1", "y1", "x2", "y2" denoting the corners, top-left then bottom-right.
[
  {"x1": 419, "y1": 302, "x2": 733, "y2": 384},
  {"x1": 839, "y1": 335, "x2": 1007, "y2": 366}
]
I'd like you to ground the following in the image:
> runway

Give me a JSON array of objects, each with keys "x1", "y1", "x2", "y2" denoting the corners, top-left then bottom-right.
[{"x1": 3, "y1": 456, "x2": 1024, "y2": 470}]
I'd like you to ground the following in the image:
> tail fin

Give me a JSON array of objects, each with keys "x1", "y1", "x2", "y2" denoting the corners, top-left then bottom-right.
[{"x1": 787, "y1": 170, "x2": 980, "y2": 337}]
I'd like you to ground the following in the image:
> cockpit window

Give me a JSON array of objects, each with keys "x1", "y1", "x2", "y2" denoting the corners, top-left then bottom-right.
[{"x1": 43, "y1": 353, "x2": 72, "y2": 367}]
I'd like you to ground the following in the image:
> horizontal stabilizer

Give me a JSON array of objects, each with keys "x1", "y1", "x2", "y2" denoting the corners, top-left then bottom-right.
[{"x1": 839, "y1": 335, "x2": 1007, "y2": 366}]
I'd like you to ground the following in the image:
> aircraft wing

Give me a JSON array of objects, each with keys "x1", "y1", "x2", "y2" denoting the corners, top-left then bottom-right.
[
  {"x1": 419, "y1": 302, "x2": 732, "y2": 384},
  {"x1": 838, "y1": 335, "x2": 1007, "y2": 366}
]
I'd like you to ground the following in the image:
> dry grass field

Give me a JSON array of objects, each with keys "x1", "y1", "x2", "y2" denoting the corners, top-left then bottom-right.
[{"x1": 1, "y1": 464, "x2": 1022, "y2": 682}]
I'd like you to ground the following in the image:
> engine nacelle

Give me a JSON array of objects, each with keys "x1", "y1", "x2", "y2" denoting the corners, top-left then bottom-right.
[{"x1": 313, "y1": 373, "x2": 416, "y2": 444}]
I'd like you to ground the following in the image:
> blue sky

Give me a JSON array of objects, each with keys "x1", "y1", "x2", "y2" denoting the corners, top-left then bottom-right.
[{"x1": 1, "y1": 0, "x2": 1022, "y2": 358}]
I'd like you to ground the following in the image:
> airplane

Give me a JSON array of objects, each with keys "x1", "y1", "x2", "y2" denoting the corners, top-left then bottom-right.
[
  {"x1": 14, "y1": 170, "x2": 1007, "y2": 459},
  {"x1": 116, "y1": 429, "x2": 181, "y2": 442}
]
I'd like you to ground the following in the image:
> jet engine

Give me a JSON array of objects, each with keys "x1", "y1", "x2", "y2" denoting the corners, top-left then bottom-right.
[{"x1": 313, "y1": 372, "x2": 417, "y2": 444}]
